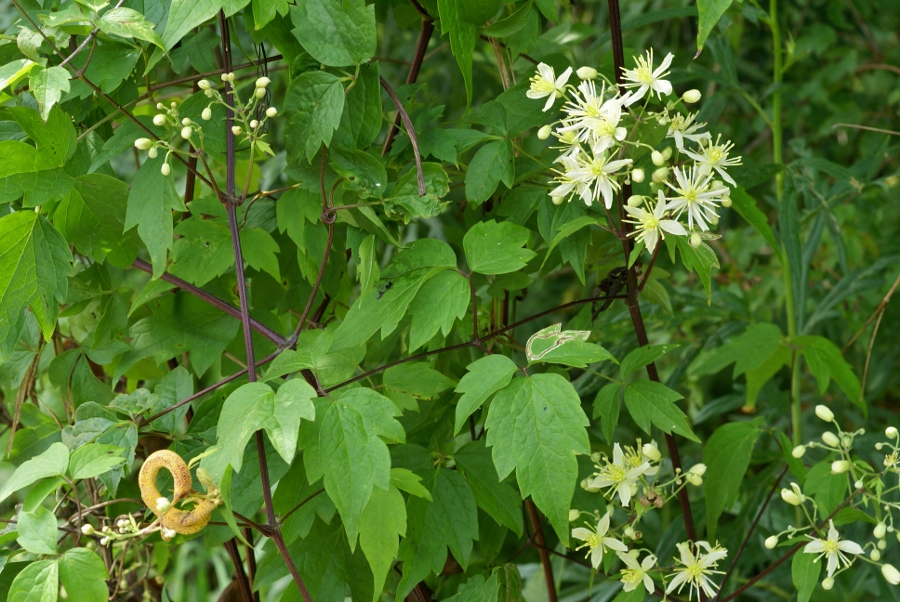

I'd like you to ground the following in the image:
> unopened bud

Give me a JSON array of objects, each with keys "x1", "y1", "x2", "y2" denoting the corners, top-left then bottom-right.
[
  {"x1": 180, "y1": 126, "x2": 192, "y2": 140},
  {"x1": 791, "y1": 445, "x2": 806, "y2": 458},
  {"x1": 651, "y1": 151, "x2": 665, "y2": 166},
  {"x1": 255, "y1": 88, "x2": 266, "y2": 99},
  {"x1": 781, "y1": 488, "x2": 803, "y2": 506},
  {"x1": 883, "y1": 563, "x2": 900, "y2": 585},
  {"x1": 631, "y1": 167, "x2": 645, "y2": 183},
  {"x1": 642, "y1": 443, "x2": 661, "y2": 462},
  {"x1": 266, "y1": 107, "x2": 277, "y2": 117},
  {"x1": 568, "y1": 509, "x2": 580, "y2": 521},
  {"x1": 721, "y1": 196, "x2": 732, "y2": 208},
  {"x1": 576, "y1": 66, "x2": 598, "y2": 80},
  {"x1": 651, "y1": 167, "x2": 669, "y2": 183},
  {"x1": 887, "y1": 427, "x2": 899, "y2": 439},
  {"x1": 81, "y1": 524, "x2": 96, "y2": 535},
  {"x1": 221, "y1": 73, "x2": 229, "y2": 82},
  {"x1": 627, "y1": 194, "x2": 644, "y2": 208},
  {"x1": 148, "y1": 147, "x2": 158, "y2": 159},
  {"x1": 202, "y1": 107, "x2": 212, "y2": 121},
  {"x1": 226, "y1": 72, "x2": 235, "y2": 82},
  {"x1": 537, "y1": 125, "x2": 552, "y2": 140},
  {"x1": 156, "y1": 102, "x2": 165, "y2": 110},
  {"x1": 815, "y1": 405, "x2": 834, "y2": 422},
  {"x1": 100, "y1": 537, "x2": 110, "y2": 546},
  {"x1": 153, "y1": 114, "x2": 166, "y2": 127},
  {"x1": 551, "y1": 195, "x2": 565, "y2": 206},
  {"x1": 688, "y1": 463, "x2": 707, "y2": 477},
  {"x1": 256, "y1": 77, "x2": 271, "y2": 88},
  {"x1": 250, "y1": 119, "x2": 259, "y2": 129},
  {"x1": 822, "y1": 432, "x2": 841, "y2": 447},
  {"x1": 232, "y1": 126, "x2": 242, "y2": 136},
  {"x1": 682, "y1": 89, "x2": 702, "y2": 104},
  {"x1": 181, "y1": 118, "x2": 191, "y2": 126},
  {"x1": 686, "y1": 473, "x2": 703, "y2": 486},
  {"x1": 156, "y1": 497, "x2": 171, "y2": 513},
  {"x1": 690, "y1": 232, "x2": 702, "y2": 248},
  {"x1": 161, "y1": 163, "x2": 171, "y2": 176},
  {"x1": 822, "y1": 577, "x2": 834, "y2": 591},
  {"x1": 624, "y1": 526, "x2": 636, "y2": 539},
  {"x1": 872, "y1": 549, "x2": 882, "y2": 562},
  {"x1": 134, "y1": 137, "x2": 153, "y2": 150},
  {"x1": 198, "y1": 79, "x2": 211, "y2": 90},
  {"x1": 875, "y1": 522, "x2": 887, "y2": 539},
  {"x1": 831, "y1": 460, "x2": 850, "y2": 474},
  {"x1": 765, "y1": 535, "x2": 778, "y2": 549}
]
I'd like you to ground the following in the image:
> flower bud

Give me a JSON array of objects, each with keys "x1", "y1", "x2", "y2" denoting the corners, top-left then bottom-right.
[
  {"x1": 255, "y1": 88, "x2": 266, "y2": 99},
  {"x1": 875, "y1": 522, "x2": 887, "y2": 539},
  {"x1": 161, "y1": 527, "x2": 177, "y2": 541},
  {"x1": 148, "y1": 147, "x2": 158, "y2": 159},
  {"x1": 831, "y1": 460, "x2": 850, "y2": 474},
  {"x1": 205, "y1": 89, "x2": 215, "y2": 98},
  {"x1": 815, "y1": 405, "x2": 834, "y2": 422},
  {"x1": 682, "y1": 89, "x2": 702, "y2": 104},
  {"x1": 82, "y1": 524, "x2": 96, "y2": 535},
  {"x1": 250, "y1": 119, "x2": 259, "y2": 129},
  {"x1": 651, "y1": 151, "x2": 665, "y2": 167},
  {"x1": 791, "y1": 445, "x2": 806, "y2": 458},
  {"x1": 887, "y1": 427, "x2": 899, "y2": 439},
  {"x1": 202, "y1": 107, "x2": 212, "y2": 121},
  {"x1": 720, "y1": 196, "x2": 732, "y2": 208},
  {"x1": 871, "y1": 549, "x2": 882, "y2": 562},
  {"x1": 661, "y1": 147, "x2": 673, "y2": 160},
  {"x1": 764, "y1": 535, "x2": 778, "y2": 549},
  {"x1": 688, "y1": 463, "x2": 707, "y2": 477},
  {"x1": 822, "y1": 432, "x2": 841, "y2": 447},
  {"x1": 156, "y1": 497, "x2": 171, "y2": 513},
  {"x1": 156, "y1": 102, "x2": 165, "y2": 110},
  {"x1": 180, "y1": 126, "x2": 192, "y2": 140},
  {"x1": 854, "y1": 479, "x2": 864, "y2": 489},
  {"x1": 781, "y1": 485, "x2": 803, "y2": 506},
  {"x1": 627, "y1": 194, "x2": 644, "y2": 208},
  {"x1": 686, "y1": 473, "x2": 703, "y2": 486},
  {"x1": 256, "y1": 76, "x2": 271, "y2": 88},
  {"x1": 226, "y1": 72, "x2": 235, "y2": 82},
  {"x1": 631, "y1": 168, "x2": 645, "y2": 183},
  {"x1": 822, "y1": 577, "x2": 834, "y2": 591},
  {"x1": 198, "y1": 79, "x2": 211, "y2": 90},
  {"x1": 232, "y1": 126, "x2": 242, "y2": 136},
  {"x1": 576, "y1": 66, "x2": 598, "y2": 80},
  {"x1": 266, "y1": 107, "x2": 277, "y2": 117},
  {"x1": 551, "y1": 195, "x2": 564, "y2": 206},
  {"x1": 161, "y1": 163, "x2": 171, "y2": 176},
  {"x1": 690, "y1": 232, "x2": 702, "y2": 248},
  {"x1": 642, "y1": 443, "x2": 661, "y2": 462},
  {"x1": 221, "y1": 73, "x2": 229, "y2": 82},
  {"x1": 153, "y1": 114, "x2": 166, "y2": 127},
  {"x1": 170, "y1": 101, "x2": 177, "y2": 109},
  {"x1": 651, "y1": 167, "x2": 669, "y2": 183},
  {"x1": 624, "y1": 526, "x2": 636, "y2": 539},
  {"x1": 568, "y1": 509, "x2": 580, "y2": 521},
  {"x1": 883, "y1": 563, "x2": 900, "y2": 585},
  {"x1": 580, "y1": 477, "x2": 600, "y2": 492},
  {"x1": 537, "y1": 125, "x2": 552, "y2": 140},
  {"x1": 100, "y1": 537, "x2": 109, "y2": 546},
  {"x1": 881, "y1": 538, "x2": 889, "y2": 549},
  {"x1": 134, "y1": 137, "x2": 153, "y2": 150},
  {"x1": 181, "y1": 118, "x2": 191, "y2": 126}
]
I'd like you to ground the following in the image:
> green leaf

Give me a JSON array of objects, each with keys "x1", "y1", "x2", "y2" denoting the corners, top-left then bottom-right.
[
  {"x1": 620, "y1": 344, "x2": 679, "y2": 378},
  {"x1": 319, "y1": 389, "x2": 401, "y2": 547},
  {"x1": 463, "y1": 220, "x2": 536, "y2": 275},
  {"x1": 8, "y1": 106, "x2": 76, "y2": 166},
  {"x1": 0, "y1": 141, "x2": 71, "y2": 205},
  {"x1": 241, "y1": 227, "x2": 281, "y2": 280},
  {"x1": 455, "y1": 440, "x2": 524, "y2": 536},
  {"x1": 215, "y1": 380, "x2": 316, "y2": 472},
  {"x1": 696, "y1": 0, "x2": 734, "y2": 51},
  {"x1": 126, "y1": 155, "x2": 183, "y2": 279},
  {"x1": 465, "y1": 140, "x2": 514, "y2": 203},
  {"x1": 675, "y1": 237, "x2": 719, "y2": 303},
  {"x1": 485, "y1": 374, "x2": 590, "y2": 543},
  {"x1": 383, "y1": 163, "x2": 450, "y2": 222},
  {"x1": 68, "y1": 443, "x2": 126, "y2": 479},
  {"x1": 359, "y1": 486, "x2": 406, "y2": 599},
  {"x1": 0, "y1": 59, "x2": 37, "y2": 95},
  {"x1": 799, "y1": 335, "x2": 863, "y2": 410},
  {"x1": 390, "y1": 468, "x2": 432, "y2": 501},
  {"x1": 330, "y1": 146, "x2": 387, "y2": 199},
  {"x1": 691, "y1": 322, "x2": 783, "y2": 378},
  {"x1": 408, "y1": 270, "x2": 469, "y2": 351},
  {"x1": 162, "y1": 0, "x2": 223, "y2": 51},
  {"x1": 29, "y1": 66, "x2": 71, "y2": 122},
  {"x1": 8, "y1": 560, "x2": 57, "y2": 602},
  {"x1": 169, "y1": 216, "x2": 232, "y2": 286},
  {"x1": 397, "y1": 468, "x2": 480, "y2": 597},
  {"x1": 437, "y1": 0, "x2": 478, "y2": 105},
  {"x1": 623, "y1": 381, "x2": 699, "y2": 442},
  {"x1": 55, "y1": 174, "x2": 141, "y2": 267},
  {"x1": 291, "y1": 0, "x2": 376, "y2": 67},
  {"x1": 535, "y1": 340, "x2": 615, "y2": 368},
  {"x1": 805, "y1": 461, "x2": 847, "y2": 517},
  {"x1": 702, "y1": 422, "x2": 760, "y2": 540},
  {"x1": 792, "y1": 548, "x2": 821, "y2": 602},
  {"x1": 16, "y1": 507, "x2": 57, "y2": 555},
  {"x1": 483, "y1": 1, "x2": 534, "y2": 37},
  {"x1": 218, "y1": 466, "x2": 252, "y2": 546},
  {"x1": 58, "y1": 548, "x2": 108, "y2": 602},
  {"x1": 0, "y1": 212, "x2": 72, "y2": 343},
  {"x1": 0, "y1": 441, "x2": 69, "y2": 504},
  {"x1": 98, "y1": 7, "x2": 166, "y2": 50},
  {"x1": 262, "y1": 350, "x2": 315, "y2": 382},
  {"x1": 443, "y1": 574, "x2": 499, "y2": 602},
  {"x1": 384, "y1": 362, "x2": 456, "y2": 399},
  {"x1": 611, "y1": 586, "x2": 645, "y2": 602},
  {"x1": 284, "y1": 71, "x2": 346, "y2": 162},
  {"x1": 357, "y1": 234, "x2": 379, "y2": 307},
  {"x1": 454, "y1": 355, "x2": 519, "y2": 435},
  {"x1": 339, "y1": 62, "x2": 381, "y2": 148},
  {"x1": 592, "y1": 383, "x2": 620, "y2": 443},
  {"x1": 730, "y1": 188, "x2": 778, "y2": 251}
]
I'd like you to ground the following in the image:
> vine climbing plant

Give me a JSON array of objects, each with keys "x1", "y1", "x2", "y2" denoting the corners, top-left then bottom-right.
[{"x1": 0, "y1": 0, "x2": 897, "y2": 601}]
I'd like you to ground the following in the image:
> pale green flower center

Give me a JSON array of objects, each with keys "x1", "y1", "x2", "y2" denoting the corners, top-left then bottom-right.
[
  {"x1": 824, "y1": 539, "x2": 840, "y2": 555},
  {"x1": 605, "y1": 464, "x2": 626, "y2": 483},
  {"x1": 707, "y1": 147, "x2": 724, "y2": 163},
  {"x1": 531, "y1": 77, "x2": 556, "y2": 94},
  {"x1": 577, "y1": 532, "x2": 603, "y2": 551},
  {"x1": 622, "y1": 567, "x2": 643, "y2": 584}
]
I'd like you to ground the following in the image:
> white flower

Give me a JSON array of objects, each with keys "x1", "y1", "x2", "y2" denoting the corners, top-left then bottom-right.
[
  {"x1": 642, "y1": 442, "x2": 661, "y2": 462},
  {"x1": 803, "y1": 520, "x2": 864, "y2": 578},
  {"x1": 621, "y1": 49, "x2": 674, "y2": 105},
  {"x1": 666, "y1": 540, "x2": 727, "y2": 601},
  {"x1": 549, "y1": 152, "x2": 591, "y2": 205},
  {"x1": 618, "y1": 552, "x2": 656, "y2": 593},
  {"x1": 559, "y1": 80, "x2": 627, "y2": 151},
  {"x1": 571, "y1": 512, "x2": 628, "y2": 568},
  {"x1": 664, "y1": 165, "x2": 727, "y2": 231},
  {"x1": 527, "y1": 63, "x2": 573, "y2": 111},
  {"x1": 590, "y1": 443, "x2": 651, "y2": 506},
  {"x1": 563, "y1": 143, "x2": 632, "y2": 209},
  {"x1": 624, "y1": 190, "x2": 687, "y2": 253},
  {"x1": 683, "y1": 135, "x2": 742, "y2": 186},
  {"x1": 666, "y1": 112, "x2": 710, "y2": 150}
]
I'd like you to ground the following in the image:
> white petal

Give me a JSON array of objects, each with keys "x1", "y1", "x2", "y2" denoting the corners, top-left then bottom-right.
[
  {"x1": 604, "y1": 158, "x2": 633, "y2": 173},
  {"x1": 603, "y1": 537, "x2": 628, "y2": 552},
  {"x1": 618, "y1": 482, "x2": 632, "y2": 506},
  {"x1": 652, "y1": 80, "x2": 673, "y2": 97},
  {"x1": 659, "y1": 220, "x2": 687, "y2": 236},
  {"x1": 715, "y1": 165, "x2": 737, "y2": 186},
  {"x1": 804, "y1": 540, "x2": 825, "y2": 554},
  {"x1": 556, "y1": 66, "x2": 573, "y2": 87},
  {"x1": 838, "y1": 540, "x2": 864, "y2": 555},
  {"x1": 643, "y1": 229, "x2": 659, "y2": 253},
  {"x1": 537, "y1": 63, "x2": 555, "y2": 81},
  {"x1": 827, "y1": 552, "x2": 839, "y2": 577},
  {"x1": 656, "y1": 52, "x2": 674, "y2": 74},
  {"x1": 542, "y1": 94, "x2": 556, "y2": 112},
  {"x1": 571, "y1": 527, "x2": 593, "y2": 541},
  {"x1": 590, "y1": 545, "x2": 604, "y2": 568},
  {"x1": 597, "y1": 512, "x2": 611, "y2": 535}
]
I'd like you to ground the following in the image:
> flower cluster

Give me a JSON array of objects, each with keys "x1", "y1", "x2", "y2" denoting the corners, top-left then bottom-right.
[
  {"x1": 766, "y1": 405, "x2": 900, "y2": 589},
  {"x1": 569, "y1": 438, "x2": 723, "y2": 600},
  {"x1": 134, "y1": 73, "x2": 278, "y2": 176},
  {"x1": 527, "y1": 51, "x2": 743, "y2": 254}
]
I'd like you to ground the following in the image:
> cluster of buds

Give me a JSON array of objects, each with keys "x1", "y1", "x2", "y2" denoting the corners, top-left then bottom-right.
[
  {"x1": 527, "y1": 50, "x2": 742, "y2": 255},
  {"x1": 766, "y1": 405, "x2": 900, "y2": 588},
  {"x1": 81, "y1": 514, "x2": 145, "y2": 546},
  {"x1": 133, "y1": 100, "x2": 204, "y2": 176}
]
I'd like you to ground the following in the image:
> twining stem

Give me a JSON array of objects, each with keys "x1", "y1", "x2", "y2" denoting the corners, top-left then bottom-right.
[
  {"x1": 382, "y1": 15, "x2": 434, "y2": 155},
  {"x1": 218, "y1": 12, "x2": 312, "y2": 602},
  {"x1": 525, "y1": 500, "x2": 557, "y2": 602}
]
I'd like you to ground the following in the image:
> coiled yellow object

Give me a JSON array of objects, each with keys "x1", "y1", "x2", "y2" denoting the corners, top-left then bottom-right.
[{"x1": 139, "y1": 450, "x2": 218, "y2": 541}]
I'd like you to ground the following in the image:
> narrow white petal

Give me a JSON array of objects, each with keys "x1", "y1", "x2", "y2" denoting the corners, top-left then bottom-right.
[
  {"x1": 838, "y1": 541, "x2": 864, "y2": 555},
  {"x1": 537, "y1": 63, "x2": 555, "y2": 81}
]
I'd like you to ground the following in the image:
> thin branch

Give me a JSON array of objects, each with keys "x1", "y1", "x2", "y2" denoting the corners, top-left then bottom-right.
[
  {"x1": 380, "y1": 76, "x2": 427, "y2": 196},
  {"x1": 224, "y1": 538, "x2": 254, "y2": 602},
  {"x1": 130, "y1": 259, "x2": 287, "y2": 348},
  {"x1": 525, "y1": 500, "x2": 557, "y2": 602},
  {"x1": 279, "y1": 489, "x2": 325, "y2": 523},
  {"x1": 382, "y1": 16, "x2": 434, "y2": 155}
]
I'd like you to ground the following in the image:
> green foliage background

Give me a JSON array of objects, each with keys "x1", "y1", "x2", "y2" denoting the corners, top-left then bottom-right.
[{"x1": 0, "y1": 0, "x2": 898, "y2": 600}]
